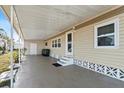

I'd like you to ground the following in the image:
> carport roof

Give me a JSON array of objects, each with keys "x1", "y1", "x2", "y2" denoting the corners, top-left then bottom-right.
[{"x1": 1, "y1": 5, "x2": 120, "y2": 40}]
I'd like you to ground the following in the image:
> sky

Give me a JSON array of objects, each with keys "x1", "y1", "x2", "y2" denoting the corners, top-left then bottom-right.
[{"x1": 0, "y1": 9, "x2": 19, "y2": 42}]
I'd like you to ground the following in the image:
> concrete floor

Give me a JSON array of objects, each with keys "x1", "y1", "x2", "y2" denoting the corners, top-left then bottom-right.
[{"x1": 14, "y1": 55, "x2": 124, "y2": 88}]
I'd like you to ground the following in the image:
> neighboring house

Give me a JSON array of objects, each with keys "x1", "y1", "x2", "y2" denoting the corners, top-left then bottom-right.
[
  {"x1": 0, "y1": 38, "x2": 4, "y2": 54},
  {"x1": 0, "y1": 38, "x2": 4, "y2": 47},
  {"x1": 0, "y1": 28, "x2": 8, "y2": 53}
]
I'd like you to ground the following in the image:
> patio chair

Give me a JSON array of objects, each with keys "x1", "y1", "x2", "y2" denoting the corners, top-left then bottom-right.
[
  {"x1": 8, "y1": 63, "x2": 20, "y2": 70},
  {"x1": 0, "y1": 69, "x2": 18, "y2": 87}
]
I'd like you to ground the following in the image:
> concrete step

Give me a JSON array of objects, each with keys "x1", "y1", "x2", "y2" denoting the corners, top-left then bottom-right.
[
  {"x1": 57, "y1": 61, "x2": 67, "y2": 66},
  {"x1": 57, "y1": 55, "x2": 74, "y2": 66},
  {"x1": 61, "y1": 56, "x2": 73, "y2": 61},
  {"x1": 59, "y1": 59, "x2": 69, "y2": 64},
  {"x1": 63, "y1": 56, "x2": 73, "y2": 58},
  {"x1": 58, "y1": 60, "x2": 66, "y2": 64},
  {"x1": 60, "y1": 58, "x2": 69, "y2": 61}
]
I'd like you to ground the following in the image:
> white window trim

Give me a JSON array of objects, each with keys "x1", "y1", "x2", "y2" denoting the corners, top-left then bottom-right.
[
  {"x1": 51, "y1": 37, "x2": 61, "y2": 48},
  {"x1": 94, "y1": 18, "x2": 119, "y2": 49},
  {"x1": 97, "y1": 33, "x2": 114, "y2": 38},
  {"x1": 51, "y1": 40, "x2": 55, "y2": 48},
  {"x1": 55, "y1": 39, "x2": 57, "y2": 48},
  {"x1": 57, "y1": 38, "x2": 61, "y2": 48}
]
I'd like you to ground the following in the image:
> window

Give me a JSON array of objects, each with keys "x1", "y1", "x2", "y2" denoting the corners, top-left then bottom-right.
[
  {"x1": 68, "y1": 43, "x2": 72, "y2": 52},
  {"x1": 45, "y1": 42, "x2": 47, "y2": 46},
  {"x1": 94, "y1": 19, "x2": 119, "y2": 48},
  {"x1": 52, "y1": 40, "x2": 54, "y2": 48},
  {"x1": 68, "y1": 33, "x2": 72, "y2": 42},
  {"x1": 52, "y1": 38, "x2": 61, "y2": 48},
  {"x1": 58, "y1": 39, "x2": 61, "y2": 48},
  {"x1": 55, "y1": 40, "x2": 57, "y2": 47}
]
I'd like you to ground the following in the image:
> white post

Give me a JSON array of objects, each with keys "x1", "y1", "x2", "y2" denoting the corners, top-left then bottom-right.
[
  {"x1": 10, "y1": 5, "x2": 14, "y2": 88},
  {"x1": 19, "y1": 28, "x2": 21, "y2": 66}
]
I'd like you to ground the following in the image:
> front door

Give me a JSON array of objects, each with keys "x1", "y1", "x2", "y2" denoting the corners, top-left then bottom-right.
[
  {"x1": 30, "y1": 43, "x2": 37, "y2": 55},
  {"x1": 66, "y1": 32, "x2": 73, "y2": 56}
]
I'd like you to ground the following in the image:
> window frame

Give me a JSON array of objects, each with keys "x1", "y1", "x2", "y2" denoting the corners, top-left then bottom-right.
[
  {"x1": 94, "y1": 18, "x2": 119, "y2": 49},
  {"x1": 55, "y1": 40, "x2": 57, "y2": 48},
  {"x1": 52, "y1": 40, "x2": 54, "y2": 48},
  {"x1": 51, "y1": 37, "x2": 62, "y2": 48},
  {"x1": 45, "y1": 42, "x2": 47, "y2": 46},
  {"x1": 58, "y1": 38, "x2": 61, "y2": 48}
]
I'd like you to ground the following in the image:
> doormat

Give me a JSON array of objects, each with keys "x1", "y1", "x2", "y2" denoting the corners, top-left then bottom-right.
[{"x1": 52, "y1": 63, "x2": 62, "y2": 67}]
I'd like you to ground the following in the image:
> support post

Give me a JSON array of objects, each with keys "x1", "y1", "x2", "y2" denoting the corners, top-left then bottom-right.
[
  {"x1": 10, "y1": 5, "x2": 14, "y2": 88},
  {"x1": 13, "y1": 6, "x2": 21, "y2": 65},
  {"x1": 19, "y1": 28, "x2": 21, "y2": 66}
]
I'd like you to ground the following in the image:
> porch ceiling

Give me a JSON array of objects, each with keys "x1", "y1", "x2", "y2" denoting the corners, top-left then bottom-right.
[{"x1": 14, "y1": 5, "x2": 117, "y2": 40}]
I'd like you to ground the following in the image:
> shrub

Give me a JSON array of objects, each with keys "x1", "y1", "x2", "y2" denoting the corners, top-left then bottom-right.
[
  {"x1": 0, "y1": 50, "x2": 19, "y2": 74},
  {"x1": 13, "y1": 51, "x2": 19, "y2": 63},
  {"x1": 0, "y1": 46, "x2": 3, "y2": 51},
  {"x1": 8, "y1": 50, "x2": 19, "y2": 63},
  {"x1": 0, "y1": 47, "x2": 3, "y2": 55}
]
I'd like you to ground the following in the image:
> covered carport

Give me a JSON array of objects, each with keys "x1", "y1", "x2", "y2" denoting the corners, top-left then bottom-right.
[{"x1": 1, "y1": 5, "x2": 124, "y2": 88}]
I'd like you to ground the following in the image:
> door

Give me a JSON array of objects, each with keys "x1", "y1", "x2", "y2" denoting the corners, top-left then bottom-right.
[
  {"x1": 30, "y1": 43, "x2": 37, "y2": 55},
  {"x1": 66, "y1": 32, "x2": 73, "y2": 56}
]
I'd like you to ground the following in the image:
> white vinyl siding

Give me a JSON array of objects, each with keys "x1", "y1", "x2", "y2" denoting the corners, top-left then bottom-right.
[
  {"x1": 74, "y1": 14, "x2": 124, "y2": 70},
  {"x1": 46, "y1": 13, "x2": 124, "y2": 70}
]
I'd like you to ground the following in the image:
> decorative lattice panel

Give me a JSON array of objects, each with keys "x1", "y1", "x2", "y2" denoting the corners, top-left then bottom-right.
[
  {"x1": 83, "y1": 60, "x2": 89, "y2": 68},
  {"x1": 89, "y1": 62, "x2": 96, "y2": 71},
  {"x1": 77, "y1": 60, "x2": 83, "y2": 66},
  {"x1": 73, "y1": 58, "x2": 124, "y2": 81},
  {"x1": 106, "y1": 66, "x2": 118, "y2": 78},
  {"x1": 96, "y1": 64, "x2": 105, "y2": 74},
  {"x1": 119, "y1": 69, "x2": 124, "y2": 81},
  {"x1": 73, "y1": 59, "x2": 78, "y2": 65}
]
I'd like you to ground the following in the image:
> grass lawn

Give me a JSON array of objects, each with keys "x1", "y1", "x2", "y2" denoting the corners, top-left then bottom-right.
[
  {"x1": 0, "y1": 53, "x2": 10, "y2": 74},
  {"x1": 0, "y1": 51, "x2": 19, "y2": 74}
]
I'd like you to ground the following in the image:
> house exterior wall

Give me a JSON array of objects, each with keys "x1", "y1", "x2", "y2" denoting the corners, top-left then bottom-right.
[
  {"x1": 73, "y1": 14, "x2": 124, "y2": 70},
  {"x1": 24, "y1": 40, "x2": 45, "y2": 55},
  {"x1": 45, "y1": 13, "x2": 124, "y2": 71},
  {"x1": 45, "y1": 34, "x2": 66, "y2": 59}
]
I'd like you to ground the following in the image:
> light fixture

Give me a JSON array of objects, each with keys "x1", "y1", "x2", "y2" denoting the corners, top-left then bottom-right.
[{"x1": 72, "y1": 26, "x2": 76, "y2": 30}]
